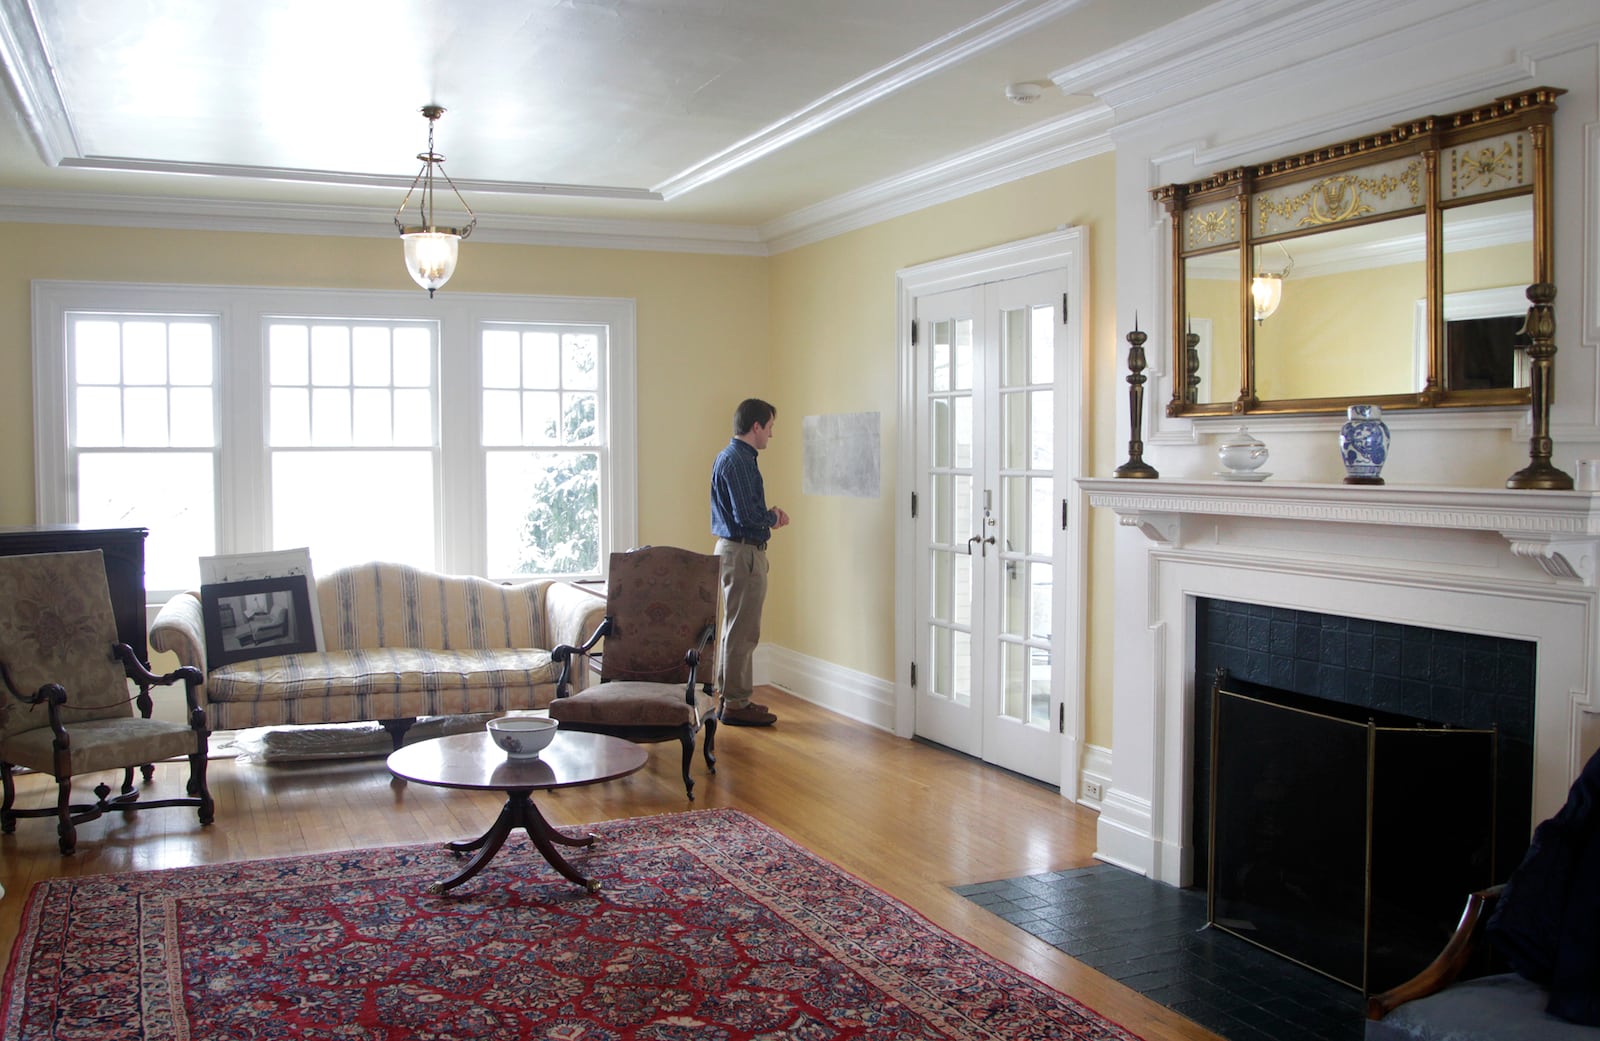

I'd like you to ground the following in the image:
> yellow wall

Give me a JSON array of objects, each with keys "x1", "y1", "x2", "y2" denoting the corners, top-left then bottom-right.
[
  {"x1": 764, "y1": 153, "x2": 1120, "y2": 746},
  {"x1": 1255, "y1": 262, "x2": 1423, "y2": 400},
  {"x1": 0, "y1": 149, "x2": 1121, "y2": 747}
]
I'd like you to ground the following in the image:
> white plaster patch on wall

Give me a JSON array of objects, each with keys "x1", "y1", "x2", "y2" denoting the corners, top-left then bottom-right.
[{"x1": 802, "y1": 412, "x2": 880, "y2": 498}]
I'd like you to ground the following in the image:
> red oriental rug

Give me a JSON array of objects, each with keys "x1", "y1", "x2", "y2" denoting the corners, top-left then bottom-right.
[{"x1": 2, "y1": 808, "x2": 1145, "y2": 1040}]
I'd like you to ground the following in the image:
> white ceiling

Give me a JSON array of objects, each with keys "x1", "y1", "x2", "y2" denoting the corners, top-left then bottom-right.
[{"x1": 0, "y1": 0, "x2": 1217, "y2": 249}]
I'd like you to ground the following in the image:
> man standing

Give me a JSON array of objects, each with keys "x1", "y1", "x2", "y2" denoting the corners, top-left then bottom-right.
[{"x1": 710, "y1": 398, "x2": 789, "y2": 726}]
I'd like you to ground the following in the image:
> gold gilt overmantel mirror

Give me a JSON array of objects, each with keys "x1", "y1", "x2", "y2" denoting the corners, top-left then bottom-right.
[{"x1": 1154, "y1": 87, "x2": 1560, "y2": 422}]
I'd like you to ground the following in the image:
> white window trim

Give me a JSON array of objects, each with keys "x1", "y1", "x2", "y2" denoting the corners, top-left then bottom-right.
[{"x1": 32, "y1": 280, "x2": 638, "y2": 587}]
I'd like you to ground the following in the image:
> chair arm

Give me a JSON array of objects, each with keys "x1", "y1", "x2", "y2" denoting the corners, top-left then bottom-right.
[
  {"x1": 0, "y1": 660, "x2": 67, "y2": 732},
  {"x1": 544, "y1": 582, "x2": 608, "y2": 689},
  {"x1": 1366, "y1": 885, "x2": 1504, "y2": 1020},
  {"x1": 116, "y1": 644, "x2": 208, "y2": 729},
  {"x1": 150, "y1": 591, "x2": 209, "y2": 675},
  {"x1": 552, "y1": 615, "x2": 614, "y2": 697},
  {"x1": 683, "y1": 622, "x2": 715, "y2": 697}
]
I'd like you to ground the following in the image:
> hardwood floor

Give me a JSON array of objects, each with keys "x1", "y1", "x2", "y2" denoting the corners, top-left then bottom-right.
[{"x1": 0, "y1": 688, "x2": 1222, "y2": 1041}]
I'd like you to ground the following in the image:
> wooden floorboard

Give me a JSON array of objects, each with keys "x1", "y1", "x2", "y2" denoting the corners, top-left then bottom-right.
[{"x1": 0, "y1": 687, "x2": 1222, "y2": 1041}]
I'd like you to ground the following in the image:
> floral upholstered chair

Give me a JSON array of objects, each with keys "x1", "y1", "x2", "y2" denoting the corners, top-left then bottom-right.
[
  {"x1": 549, "y1": 546, "x2": 720, "y2": 799},
  {"x1": 0, "y1": 550, "x2": 213, "y2": 854}
]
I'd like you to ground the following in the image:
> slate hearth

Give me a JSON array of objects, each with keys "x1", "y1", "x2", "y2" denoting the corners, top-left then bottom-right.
[{"x1": 956, "y1": 863, "x2": 1364, "y2": 1041}]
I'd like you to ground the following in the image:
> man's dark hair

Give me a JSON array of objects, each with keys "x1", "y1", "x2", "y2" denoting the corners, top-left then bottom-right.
[{"x1": 733, "y1": 398, "x2": 777, "y2": 436}]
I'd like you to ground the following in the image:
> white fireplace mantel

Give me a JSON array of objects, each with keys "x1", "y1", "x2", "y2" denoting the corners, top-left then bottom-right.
[
  {"x1": 1079, "y1": 477, "x2": 1600, "y2": 886},
  {"x1": 1080, "y1": 479, "x2": 1600, "y2": 584}
]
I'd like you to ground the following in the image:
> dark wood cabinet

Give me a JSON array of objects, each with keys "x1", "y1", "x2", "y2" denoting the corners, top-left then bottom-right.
[{"x1": 0, "y1": 525, "x2": 150, "y2": 666}]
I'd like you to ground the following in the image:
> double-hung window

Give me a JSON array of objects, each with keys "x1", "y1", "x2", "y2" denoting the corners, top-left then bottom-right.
[
  {"x1": 267, "y1": 317, "x2": 439, "y2": 570},
  {"x1": 65, "y1": 312, "x2": 221, "y2": 591},
  {"x1": 32, "y1": 283, "x2": 637, "y2": 603}
]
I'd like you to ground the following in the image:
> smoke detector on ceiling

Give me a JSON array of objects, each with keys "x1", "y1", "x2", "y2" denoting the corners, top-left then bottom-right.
[{"x1": 1005, "y1": 82, "x2": 1046, "y2": 105}]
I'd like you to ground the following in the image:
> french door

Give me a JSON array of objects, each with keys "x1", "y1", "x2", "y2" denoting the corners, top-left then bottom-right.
[{"x1": 911, "y1": 266, "x2": 1070, "y2": 783}]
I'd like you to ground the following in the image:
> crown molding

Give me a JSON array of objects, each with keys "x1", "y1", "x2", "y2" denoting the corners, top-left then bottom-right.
[
  {"x1": 654, "y1": 0, "x2": 1093, "y2": 199},
  {"x1": 0, "y1": 101, "x2": 1115, "y2": 258},
  {"x1": 0, "y1": 0, "x2": 76, "y2": 164},
  {"x1": 58, "y1": 156, "x2": 663, "y2": 202},
  {"x1": 0, "y1": 190, "x2": 770, "y2": 255},
  {"x1": 761, "y1": 103, "x2": 1114, "y2": 253},
  {"x1": 1052, "y1": 0, "x2": 1406, "y2": 113}
]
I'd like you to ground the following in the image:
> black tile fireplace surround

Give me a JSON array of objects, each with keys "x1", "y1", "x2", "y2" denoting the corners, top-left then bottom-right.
[{"x1": 1192, "y1": 598, "x2": 1536, "y2": 891}]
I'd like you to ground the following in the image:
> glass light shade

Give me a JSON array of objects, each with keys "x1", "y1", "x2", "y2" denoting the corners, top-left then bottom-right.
[
  {"x1": 401, "y1": 231, "x2": 462, "y2": 297},
  {"x1": 1250, "y1": 273, "x2": 1283, "y2": 322}
]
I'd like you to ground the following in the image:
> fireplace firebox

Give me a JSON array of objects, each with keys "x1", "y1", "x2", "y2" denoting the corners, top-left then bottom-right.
[
  {"x1": 1193, "y1": 598, "x2": 1535, "y2": 894},
  {"x1": 1208, "y1": 672, "x2": 1498, "y2": 993}
]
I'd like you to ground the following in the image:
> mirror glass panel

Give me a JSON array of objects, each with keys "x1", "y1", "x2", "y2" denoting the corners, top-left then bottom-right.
[
  {"x1": 1255, "y1": 215, "x2": 1427, "y2": 401},
  {"x1": 1156, "y1": 88, "x2": 1557, "y2": 417},
  {"x1": 1183, "y1": 250, "x2": 1241, "y2": 406},
  {"x1": 1441, "y1": 196, "x2": 1534, "y2": 391}
]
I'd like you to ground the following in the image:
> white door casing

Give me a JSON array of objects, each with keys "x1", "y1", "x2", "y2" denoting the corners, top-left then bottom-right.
[{"x1": 894, "y1": 228, "x2": 1090, "y2": 795}]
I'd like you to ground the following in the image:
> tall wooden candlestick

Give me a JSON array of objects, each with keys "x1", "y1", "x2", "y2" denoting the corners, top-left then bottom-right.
[
  {"x1": 1506, "y1": 282, "x2": 1572, "y2": 489},
  {"x1": 1115, "y1": 319, "x2": 1159, "y2": 479}
]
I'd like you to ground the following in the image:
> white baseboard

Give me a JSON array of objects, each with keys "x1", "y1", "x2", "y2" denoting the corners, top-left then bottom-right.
[
  {"x1": 1094, "y1": 787, "x2": 1158, "y2": 878},
  {"x1": 754, "y1": 644, "x2": 896, "y2": 732}
]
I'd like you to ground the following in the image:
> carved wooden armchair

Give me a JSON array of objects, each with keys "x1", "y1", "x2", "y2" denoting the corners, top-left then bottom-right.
[
  {"x1": 0, "y1": 550, "x2": 213, "y2": 854},
  {"x1": 550, "y1": 546, "x2": 719, "y2": 799}
]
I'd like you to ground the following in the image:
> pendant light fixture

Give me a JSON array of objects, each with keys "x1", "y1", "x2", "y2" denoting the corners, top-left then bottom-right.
[{"x1": 393, "y1": 106, "x2": 476, "y2": 297}]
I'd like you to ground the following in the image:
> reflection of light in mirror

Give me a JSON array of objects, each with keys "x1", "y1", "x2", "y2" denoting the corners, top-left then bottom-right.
[
  {"x1": 1251, "y1": 243, "x2": 1294, "y2": 322},
  {"x1": 1251, "y1": 274, "x2": 1283, "y2": 322}
]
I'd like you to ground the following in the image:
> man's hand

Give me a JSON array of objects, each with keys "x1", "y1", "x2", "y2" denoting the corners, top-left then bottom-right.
[{"x1": 772, "y1": 506, "x2": 791, "y2": 529}]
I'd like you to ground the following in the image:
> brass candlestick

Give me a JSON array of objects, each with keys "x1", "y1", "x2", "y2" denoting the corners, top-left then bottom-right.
[
  {"x1": 1115, "y1": 320, "x2": 1159, "y2": 479},
  {"x1": 1184, "y1": 322, "x2": 1201, "y2": 410},
  {"x1": 1506, "y1": 282, "x2": 1572, "y2": 489}
]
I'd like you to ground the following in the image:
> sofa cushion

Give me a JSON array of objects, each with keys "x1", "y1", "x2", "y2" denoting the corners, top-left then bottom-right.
[
  {"x1": 1365, "y1": 973, "x2": 1600, "y2": 1041},
  {"x1": 206, "y1": 647, "x2": 559, "y2": 722}
]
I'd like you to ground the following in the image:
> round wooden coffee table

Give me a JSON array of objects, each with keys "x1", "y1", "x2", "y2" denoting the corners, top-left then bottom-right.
[{"x1": 387, "y1": 730, "x2": 648, "y2": 894}]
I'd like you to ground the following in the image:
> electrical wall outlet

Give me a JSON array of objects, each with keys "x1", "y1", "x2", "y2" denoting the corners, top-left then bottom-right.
[{"x1": 1082, "y1": 779, "x2": 1103, "y2": 801}]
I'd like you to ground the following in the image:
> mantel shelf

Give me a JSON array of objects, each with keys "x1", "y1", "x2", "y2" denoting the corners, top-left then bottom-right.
[{"x1": 1078, "y1": 478, "x2": 1600, "y2": 583}]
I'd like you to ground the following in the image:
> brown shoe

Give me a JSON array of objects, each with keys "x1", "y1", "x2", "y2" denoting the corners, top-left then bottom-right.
[
  {"x1": 718, "y1": 697, "x2": 767, "y2": 714},
  {"x1": 719, "y1": 704, "x2": 777, "y2": 727}
]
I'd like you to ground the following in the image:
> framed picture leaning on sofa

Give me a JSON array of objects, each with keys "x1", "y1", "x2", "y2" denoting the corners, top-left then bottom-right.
[{"x1": 200, "y1": 574, "x2": 318, "y2": 669}]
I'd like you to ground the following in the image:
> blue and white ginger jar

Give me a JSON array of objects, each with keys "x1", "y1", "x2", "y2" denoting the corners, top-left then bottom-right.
[{"x1": 1339, "y1": 404, "x2": 1390, "y2": 485}]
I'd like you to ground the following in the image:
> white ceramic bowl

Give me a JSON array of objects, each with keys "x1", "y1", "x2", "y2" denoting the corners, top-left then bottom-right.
[{"x1": 485, "y1": 716, "x2": 559, "y2": 758}]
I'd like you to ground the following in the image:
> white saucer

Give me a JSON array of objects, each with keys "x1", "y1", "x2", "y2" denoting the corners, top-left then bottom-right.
[{"x1": 1214, "y1": 470, "x2": 1271, "y2": 482}]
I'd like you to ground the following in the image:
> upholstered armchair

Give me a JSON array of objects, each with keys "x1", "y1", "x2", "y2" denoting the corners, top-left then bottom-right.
[
  {"x1": 0, "y1": 550, "x2": 213, "y2": 854},
  {"x1": 549, "y1": 546, "x2": 720, "y2": 799}
]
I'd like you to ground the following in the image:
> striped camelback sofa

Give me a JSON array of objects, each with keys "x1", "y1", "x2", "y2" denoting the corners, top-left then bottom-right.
[{"x1": 150, "y1": 561, "x2": 606, "y2": 745}]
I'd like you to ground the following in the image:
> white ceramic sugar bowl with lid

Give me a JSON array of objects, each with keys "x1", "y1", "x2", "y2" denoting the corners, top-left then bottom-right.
[{"x1": 1216, "y1": 426, "x2": 1269, "y2": 475}]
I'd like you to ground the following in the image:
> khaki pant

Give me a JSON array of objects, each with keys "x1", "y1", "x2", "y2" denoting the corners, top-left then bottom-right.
[{"x1": 715, "y1": 540, "x2": 768, "y2": 707}]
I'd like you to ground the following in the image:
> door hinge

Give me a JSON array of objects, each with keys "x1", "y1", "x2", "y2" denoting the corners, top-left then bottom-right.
[
  {"x1": 1062, "y1": 293, "x2": 1069, "y2": 324},
  {"x1": 1061, "y1": 498, "x2": 1068, "y2": 530},
  {"x1": 911, "y1": 491, "x2": 918, "y2": 518},
  {"x1": 1058, "y1": 702, "x2": 1065, "y2": 734},
  {"x1": 911, "y1": 320, "x2": 919, "y2": 347},
  {"x1": 910, "y1": 661, "x2": 917, "y2": 688}
]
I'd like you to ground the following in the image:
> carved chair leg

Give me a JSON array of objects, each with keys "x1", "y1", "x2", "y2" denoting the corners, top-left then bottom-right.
[
  {"x1": 678, "y1": 729, "x2": 696, "y2": 801},
  {"x1": 191, "y1": 752, "x2": 215, "y2": 825},
  {"x1": 702, "y1": 718, "x2": 718, "y2": 773},
  {"x1": 120, "y1": 766, "x2": 136, "y2": 796},
  {"x1": 1, "y1": 762, "x2": 15, "y2": 833},
  {"x1": 140, "y1": 763, "x2": 155, "y2": 783},
  {"x1": 55, "y1": 778, "x2": 77, "y2": 855}
]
